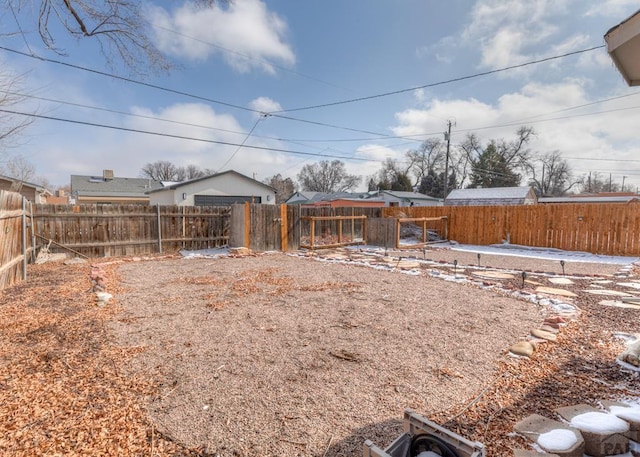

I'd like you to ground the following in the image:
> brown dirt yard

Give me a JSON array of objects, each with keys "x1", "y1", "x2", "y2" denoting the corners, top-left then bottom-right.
[{"x1": 1, "y1": 248, "x2": 638, "y2": 457}]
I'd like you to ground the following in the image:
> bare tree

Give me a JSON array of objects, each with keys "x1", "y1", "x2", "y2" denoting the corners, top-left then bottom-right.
[
  {"x1": 175, "y1": 164, "x2": 207, "y2": 181},
  {"x1": 140, "y1": 160, "x2": 178, "y2": 181},
  {"x1": 7, "y1": 1, "x2": 228, "y2": 74},
  {"x1": 264, "y1": 174, "x2": 296, "y2": 203},
  {"x1": 577, "y1": 171, "x2": 621, "y2": 194},
  {"x1": 405, "y1": 138, "x2": 445, "y2": 187},
  {"x1": 527, "y1": 151, "x2": 578, "y2": 196},
  {"x1": 0, "y1": 154, "x2": 36, "y2": 181},
  {"x1": 297, "y1": 160, "x2": 361, "y2": 193},
  {"x1": 0, "y1": 71, "x2": 33, "y2": 152}
]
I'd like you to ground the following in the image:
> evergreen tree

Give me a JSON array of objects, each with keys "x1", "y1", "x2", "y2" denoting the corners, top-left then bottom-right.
[{"x1": 468, "y1": 142, "x2": 520, "y2": 188}]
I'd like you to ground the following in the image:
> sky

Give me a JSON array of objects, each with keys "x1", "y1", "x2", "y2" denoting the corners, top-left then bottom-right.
[{"x1": 1, "y1": 0, "x2": 640, "y2": 192}]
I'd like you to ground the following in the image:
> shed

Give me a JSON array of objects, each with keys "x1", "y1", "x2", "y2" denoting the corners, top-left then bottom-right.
[
  {"x1": 445, "y1": 186, "x2": 537, "y2": 206},
  {"x1": 148, "y1": 170, "x2": 276, "y2": 206}
]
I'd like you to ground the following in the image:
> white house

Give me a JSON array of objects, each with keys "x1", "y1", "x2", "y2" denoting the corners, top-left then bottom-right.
[{"x1": 147, "y1": 170, "x2": 276, "y2": 206}]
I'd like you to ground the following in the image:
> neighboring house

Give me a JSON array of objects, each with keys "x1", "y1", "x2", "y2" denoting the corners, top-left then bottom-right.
[
  {"x1": 285, "y1": 191, "x2": 372, "y2": 205},
  {"x1": 286, "y1": 191, "x2": 320, "y2": 204},
  {"x1": 147, "y1": 170, "x2": 276, "y2": 206},
  {"x1": 539, "y1": 192, "x2": 640, "y2": 204},
  {"x1": 373, "y1": 190, "x2": 441, "y2": 207},
  {"x1": 445, "y1": 186, "x2": 537, "y2": 206},
  {"x1": 71, "y1": 170, "x2": 162, "y2": 204},
  {"x1": 0, "y1": 175, "x2": 51, "y2": 203},
  {"x1": 302, "y1": 198, "x2": 385, "y2": 208}
]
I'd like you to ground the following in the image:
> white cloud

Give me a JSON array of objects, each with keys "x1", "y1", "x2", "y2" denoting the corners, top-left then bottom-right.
[
  {"x1": 461, "y1": 0, "x2": 577, "y2": 71},
  {"x1": 148, "y1": 0, "x2": 295, "y2": 73},
  {"x1": 389, "y1": 80, "x2": 640, "y2": 188},
  {"x1": 249, "y1": 96, "x2": 283, "y2": 116}
]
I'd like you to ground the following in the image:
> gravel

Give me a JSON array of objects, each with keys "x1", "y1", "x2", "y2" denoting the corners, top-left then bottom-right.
[{"x1": 110, "y1": 252, "x2": 549, "y2": 456}]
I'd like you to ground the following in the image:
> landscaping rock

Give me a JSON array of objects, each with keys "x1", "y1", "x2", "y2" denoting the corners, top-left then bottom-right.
[
  {"x1": 536, "y1": 287, "x2": 577, "y2": 298},
  {"x1": 583, "y1": 289, "x2": 634, "y2": 297},
  {"x1": 618, "y1": 339, "x2": 640, "y2": 368},
  {"x1": 539, "y1": 324, "x2": 559, "y2": 334},
  {"x1": 548, "y1": 277, "x2": 575, "y2": 285},
  {"x1": 510, "y1": 341, "x2": 535, "y2": 357},
  {"x1": 513, "y1": 414, "x2": 584, "y2": 457},
  {"x1": 513, "y1": 449, "x2": 559, "y2": 457},
  {"x1": 471, "y1": 271, "x2": 515, "y2": 280},
  {"x1": 531, "y1": 329, "x2": 558, "y2": 342},
  {"x1": 601, "y1": 400, "x2": 640, "y2": 442},
  {"x1": 556, "y1": 404, "x2": 629, "y2": 457}
]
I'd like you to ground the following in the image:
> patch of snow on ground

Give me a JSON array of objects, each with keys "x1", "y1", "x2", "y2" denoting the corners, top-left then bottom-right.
[
  {"x1": 451, "y1": 244, "x2": 639, "y2": 265},
  {"x1": 180, "y1": 247, "x2": 229, "y2": 258},
  {"x1": 609, "y1": 405, "x2": 640, "y2": 422},
  {"x1": 537, "y1": 429, "x2": 578, "y2": 451},
  {"x1": 569, "y1": 412, "x2": 629, "y2": 433}
]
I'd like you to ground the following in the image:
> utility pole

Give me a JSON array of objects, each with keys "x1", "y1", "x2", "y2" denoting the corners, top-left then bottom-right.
[
  {"x1": 443, "y1": 120, "x2": 453, "y2": 203},
  {"x1": 622, "y1": 175, "x2": 627, "y2": 192}
]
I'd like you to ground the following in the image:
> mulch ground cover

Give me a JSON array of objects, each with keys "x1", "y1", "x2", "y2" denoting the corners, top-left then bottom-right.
[{"x1": 0, "y1": 254, "x2": 638, "y2": 456}]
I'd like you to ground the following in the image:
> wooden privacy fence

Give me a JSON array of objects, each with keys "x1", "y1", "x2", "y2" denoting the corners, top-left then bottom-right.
[
  {"x1": 0, "y1": 191, "x2": 34, "y2": 290},
  {"x1": 384, "y1": 202, "x2": 640, "y2": 256},
  {"x1": 34, "y1": 204, "x2": 231, "y2": 257}
]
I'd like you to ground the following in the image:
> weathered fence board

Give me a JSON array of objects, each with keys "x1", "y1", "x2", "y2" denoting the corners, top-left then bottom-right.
[
  {"x1": 34, "y1": 204, "x2": 231, "y2": 257},
  {"x1": 0, "y1": 191, "x2": 33, "y2": 290}
]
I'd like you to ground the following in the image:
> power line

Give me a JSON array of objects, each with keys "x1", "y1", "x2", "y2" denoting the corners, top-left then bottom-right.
[
  {"x1": 0, "y1": 107, "x2": 378, "y2": 163},
  {"x1": 270, "y1": 45, "x2": 606, "y2": 113},
  {"x1": 0, "y1": 45, "x2": 397, "y2": 139},
  {"x1": 0, "y1": 87, "x2": 398, "y2": 162},
  {"x1": 218, "y1": 116, "x2": 264, "y2": 171}
]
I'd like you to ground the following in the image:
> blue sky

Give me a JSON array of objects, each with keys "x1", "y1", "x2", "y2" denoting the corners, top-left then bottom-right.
[{"x1": 2, "y1": 0, "x2": 640, "y2": 191}]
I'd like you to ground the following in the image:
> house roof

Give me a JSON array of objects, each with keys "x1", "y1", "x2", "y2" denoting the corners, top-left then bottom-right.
[
  {"x1": 446, "y1": 186, "x2": 533, "y2": 201},
  {"x1": 379, "y1": 190, "x2": 440, "y2": 201},
  {"x1": 605, "y1": 9, "x2": 640, "y2": 86},
  {"x1": 287, "y1": 191, "x2": 370, "y2": 204},
  {"x1": 148, "y1": 170, "x2": 275, "y2": 194},
  {"x1": 0, "y1": 174, "x2": 48, "y2": 192},
  {"x1": 71, "y1": 174, "x2": 163, "y2": 198}
]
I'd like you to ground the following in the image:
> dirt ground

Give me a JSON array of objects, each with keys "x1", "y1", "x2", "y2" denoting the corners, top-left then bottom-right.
[{"x1": 1, "y1": 247, "x2": 639, "y2": 457}]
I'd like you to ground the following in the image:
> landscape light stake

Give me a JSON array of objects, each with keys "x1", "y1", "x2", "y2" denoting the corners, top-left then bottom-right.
[
  {"x1": 521, "y1": 271, "x2": 527, "y2": 288},
  {"x1": 477, "y1": 253, "x2": 481, "y2": 267},
  {"x1": 453, "y1": 259, "x2": 458, "y2": 277},
  {"x1": 560, "y1": 260, "x2": 566, "y2": 275}
]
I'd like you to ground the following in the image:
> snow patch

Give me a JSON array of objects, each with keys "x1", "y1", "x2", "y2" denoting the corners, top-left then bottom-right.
[
  {"x1": 569, "y1": 412, "x2": 629, "y2": 434},
  {"x1": 537, "y1": 428, "x2": 578, "y2": 451},
  {"x1": 609, "y1": 405, "x2": 640, "y2": 422}
]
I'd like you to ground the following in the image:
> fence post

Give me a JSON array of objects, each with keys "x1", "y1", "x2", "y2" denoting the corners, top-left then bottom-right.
[
  {"x1": 280, "y1": 204, "x2": 288, "y2": 252},
  {"x1": 157, "y1": 204, "x2": 163, "y2": 253},
  {"x1": 244, "y1": 202, "x2": 250, "y2": 248},
  {"x1": 29, "y1": 201, "x2": 36, "y2": 262},
  {"x1": 21, "y1": 197, "x2": 27, "y2": 280}
]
